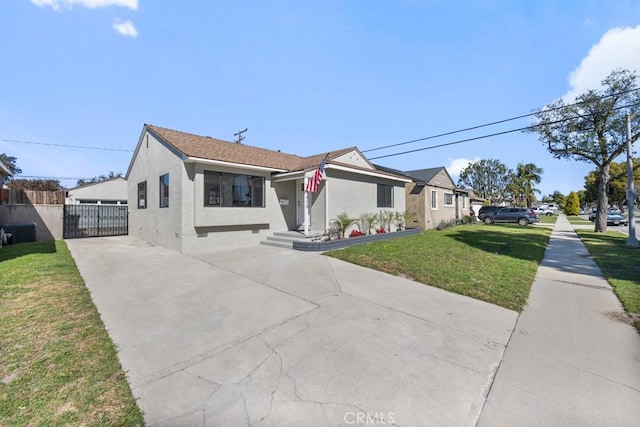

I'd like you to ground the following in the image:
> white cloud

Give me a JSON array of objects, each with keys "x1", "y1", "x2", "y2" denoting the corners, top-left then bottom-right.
[
  {"x1": 447, "y1": 157, "x2": 480, "y2": 184},
  {"x1": 113, "y1": 19, "x2": 138, "y2": 37},
  {"x1": 30, "y1": 0, "x2": 138, "y2": 11},
  {"x1": 564, "y1": 25, "x2": 640, "y2": 101}
]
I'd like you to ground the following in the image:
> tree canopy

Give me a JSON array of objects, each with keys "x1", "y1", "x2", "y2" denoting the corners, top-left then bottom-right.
[
  {"x1": 0, "y1": 153, "x2": 22, "y2": 184},
  {"x1": 457, "y1": 159, "x2": 514, "y2": 204},
  {"x1": 527, "y1": 68, "x2": 640, "y2": 232},
  {"x1": 583, "y1": 159, "x2": 640, "y2": 209},
  {"x1": 8, "y1": 179, "x2": 63, "y2": 191},
  {"x1": 76, "y1": 171, "x2": 123, "y2": 187}
]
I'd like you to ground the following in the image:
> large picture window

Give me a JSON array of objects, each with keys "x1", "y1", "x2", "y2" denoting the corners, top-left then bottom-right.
[
  {"x1": 377, "y1": 184, "x2": 393, "y2": 208},
  {"x1": 137, "y1": 181, "x2": 147, "y2": 209},
  {"x1": 159, "y1": 174, "x2": 169, "y2": 208},
  {"x1": 204, "y1": 171, "x2": 265, "y2": 207}
]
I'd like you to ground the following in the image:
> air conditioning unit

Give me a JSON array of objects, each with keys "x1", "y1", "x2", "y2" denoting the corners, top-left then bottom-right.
[{"x1": 2, "y1": 223, "x2": 37, "y2": 244}]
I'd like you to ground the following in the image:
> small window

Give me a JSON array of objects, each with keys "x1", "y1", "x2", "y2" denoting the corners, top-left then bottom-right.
[
  {"x1": 377, "y1": 184, "x2": 393, "y2": 208},
  {"x1": 431, "y1": 190, "x2": 437, "y2": 209},
  {"x1": 137, "y1": 181, "x2": 147, "y2": 209},
  {"x1": 159, "y1": 174, "x2": 169, "y2": 208},
  {"x1": 444, "y1": 193, "x2": 454, "y2": 206}
]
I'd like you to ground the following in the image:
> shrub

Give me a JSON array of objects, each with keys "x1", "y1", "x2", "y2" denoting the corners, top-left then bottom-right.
[{"x1": 349, "y1": 230, "x2": 364, "y2": 238}]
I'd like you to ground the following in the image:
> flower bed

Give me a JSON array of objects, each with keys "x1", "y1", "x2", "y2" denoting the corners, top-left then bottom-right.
[{"x1": 292, "y1": 228, "x2": 421, "y2": 252}]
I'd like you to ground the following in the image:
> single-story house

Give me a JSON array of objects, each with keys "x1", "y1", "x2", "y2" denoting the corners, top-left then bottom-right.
[
  {"x1": 126, "y1": 124, "x2": 411, "y2": 253},
  {"x1": 402, "y1": 167, "x2": 470, "y2": 229},
  {"x1": 66, "y1": 177, "x2": 128, "y2": 205}
]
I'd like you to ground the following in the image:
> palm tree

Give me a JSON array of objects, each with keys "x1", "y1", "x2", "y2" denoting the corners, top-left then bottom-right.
[
  {"x1": 330, "y1": 213, "x2": 358, "y2": 239},
  {"x1": 514, "y1": 163, "x2": 543, "y2": 207},
  {"x1": 359, "y1": 213, "x2": 378, "y2": 235}
]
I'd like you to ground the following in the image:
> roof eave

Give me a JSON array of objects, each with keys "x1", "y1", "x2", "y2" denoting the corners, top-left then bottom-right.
[{"x1": 183, "y1": 156, "x2": 289, "y2": 173}]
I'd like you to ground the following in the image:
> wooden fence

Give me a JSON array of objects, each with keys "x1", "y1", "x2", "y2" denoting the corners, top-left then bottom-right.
[{"x1": 0, "y1": 189, "x2": 65, "y2": 205}]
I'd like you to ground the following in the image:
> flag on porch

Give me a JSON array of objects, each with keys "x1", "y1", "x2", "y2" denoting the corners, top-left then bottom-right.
[{"x1": 305, "y1": 159, "x2": 325, "y2": 192}]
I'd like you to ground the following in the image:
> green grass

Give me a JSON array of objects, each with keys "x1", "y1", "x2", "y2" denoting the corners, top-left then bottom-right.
[
  {"x1": 537, "y1": 214, "x2": 558, "y2": 225},
  {"x1": 0, "y1": 241, "x2": 144, "y2": 426},
  {"x1": 567, "y1": 215, "x2": 592, "y2": 224},
  {"x1": 326, "y1": 223, "x2": 551, "y2": 312},
  {"x1": 575, "y1": 231, "x2": 640, "y2": 331}
]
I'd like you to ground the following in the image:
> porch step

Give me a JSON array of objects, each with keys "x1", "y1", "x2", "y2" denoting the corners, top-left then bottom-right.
[{"x1": 260, "y1": 231, "x2": 323, "y2": 249}]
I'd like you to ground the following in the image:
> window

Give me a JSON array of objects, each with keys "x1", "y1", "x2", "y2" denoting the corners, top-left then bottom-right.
[
  {"x1": 430, "y1": 190, "x2": 437, "y2": 209},
  {"x1": 462, "y1": 196, "x2": 466, "y2": 209},
  {"x1": 159, "y1": 174, "x2": 169, "y2": 208},
  {"x1": 204, "y1": 171, "x2": 265, "y2": 207},
  {"x1": 137, "y1": 181, "x2": 147, "y2": 209},
  {"x1": 377, "y1": 184, "x2": 393, "y2": 208},
  {"x1": 444, "y1": 192, "x2": 454, "y2": 206}
]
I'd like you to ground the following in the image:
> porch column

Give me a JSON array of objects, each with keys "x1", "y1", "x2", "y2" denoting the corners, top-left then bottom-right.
[
  {"x1": 324, "y1": 178, "x2": 330, "y2": 232},
  {"x1": 303, "y1": 175, "x2": 310, "y2": 236}
]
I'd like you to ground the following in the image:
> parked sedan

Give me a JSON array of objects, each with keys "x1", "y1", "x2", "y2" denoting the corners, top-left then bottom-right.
[
  {"x1": 589, "y1": 210, "x2": 629, "y2": 225},
  {"x1": 483, "y1": 207, "x2": 540, "y2": 226},
  {"x1": 606, "y1": 213, "x2": 628, "y2": 226}
]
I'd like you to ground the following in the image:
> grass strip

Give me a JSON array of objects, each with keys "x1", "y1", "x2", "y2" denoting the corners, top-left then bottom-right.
[
  {"x1": 575, "y1": 230, "x2": 640, "y2": 331},
  {"x1": 326, "y1": 223, "x2": 551, "y2": 312},
  {"x1": 0, "y1": 241, "x2": 144, "y2": 426}
]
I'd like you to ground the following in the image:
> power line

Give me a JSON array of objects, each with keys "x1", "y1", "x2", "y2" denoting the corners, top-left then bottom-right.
[
  {"x1": 368, "y1": 101, "x2": 640, "y2": 161},
  {"x1": 1, "y1": 139, "x2": 133, "y2": 152},
  {"x1": 362, "y1": 87, "x2": 640, "y2": 154}
]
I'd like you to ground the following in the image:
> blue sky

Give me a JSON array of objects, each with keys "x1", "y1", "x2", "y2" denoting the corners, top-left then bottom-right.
[{"x1": 2, "y1": 0, "x2": 640, "y2": 197}]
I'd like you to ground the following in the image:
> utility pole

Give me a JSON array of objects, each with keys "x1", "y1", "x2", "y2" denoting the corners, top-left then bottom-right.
[
  {"x1": 234, "y1": 128, "x2": 247, "y2": 144},
  {"x1": 626, "y1": 113, "x2": 638, "y2": 247}
]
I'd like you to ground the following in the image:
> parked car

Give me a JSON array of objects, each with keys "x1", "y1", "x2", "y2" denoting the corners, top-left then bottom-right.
[
  {"x1": 534, "y1": 207, "x2": 555, "y2": 216},
  {"x1": 589, "y1": 210, "x2": 628, "y2": 225},
  {"x1": 478, "y1": 205, "x2": 502, "y2": 220},
  {"x1": 483, "y1": 207, "x2": 540, "y2": 226},
  {"x1": 606, "y1": 212, "x2": 628, "y2": 226}
]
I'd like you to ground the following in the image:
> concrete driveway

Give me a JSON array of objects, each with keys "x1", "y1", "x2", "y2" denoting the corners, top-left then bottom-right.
[{"x1": 67, "y1": 236, "x2": 517, "y2": 426}]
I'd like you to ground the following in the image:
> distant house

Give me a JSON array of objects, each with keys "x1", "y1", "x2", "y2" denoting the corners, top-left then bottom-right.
[
  {"x1": 125, "y1": 124, "x2": 411, "y2": 253},
  {"x1": 66, "y1": 177, "x2": 128, "y2": 205},
  {"x1": 402, "y1": 167, "x2": 470, "y2": 229}
]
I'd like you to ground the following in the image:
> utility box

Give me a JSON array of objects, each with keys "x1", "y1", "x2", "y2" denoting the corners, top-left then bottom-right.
[{"x1": 2, "y1": 223, "x2": 37, "y2": 243}]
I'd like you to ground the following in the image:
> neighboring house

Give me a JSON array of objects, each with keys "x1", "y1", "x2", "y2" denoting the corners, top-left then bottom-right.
[
  {"x1": 402, "y1": 167, "x2": 470, "y2": 229},
  {"x1": 66, "y1": 177, "x2": 128, "y2": 205},
  {"x1": 126, "y1": 124, "x2": 411, "y2": 253}
]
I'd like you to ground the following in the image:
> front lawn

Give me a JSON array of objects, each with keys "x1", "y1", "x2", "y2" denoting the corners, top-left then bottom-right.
[
  {"x1": 0, "y1": 241, "x2": 144, "y2": 426},
  {"x1": 326, "y1": 224, "x2": 551, "y2": 312}
]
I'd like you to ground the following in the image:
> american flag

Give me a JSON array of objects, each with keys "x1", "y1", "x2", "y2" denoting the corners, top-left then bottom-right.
[{"x1": 305, "y1": 160, "x2": 325, "y2": 192}]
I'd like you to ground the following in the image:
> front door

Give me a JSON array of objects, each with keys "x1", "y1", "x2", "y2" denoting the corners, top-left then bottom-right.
[{"x1": 296, "y1": 180, "x2": 306, "y2": 230}]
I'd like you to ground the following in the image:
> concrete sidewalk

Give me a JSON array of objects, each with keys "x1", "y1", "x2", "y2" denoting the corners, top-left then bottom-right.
[{"x1": 478, "y1": 215, "x2": 640, "y2": 426}]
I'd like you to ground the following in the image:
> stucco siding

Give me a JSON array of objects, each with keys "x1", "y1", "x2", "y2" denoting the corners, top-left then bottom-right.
[
  {"x1": 67, "y1": 178, "x2": 127, "y2": 204},
  {"x1": 325, "y1": 169, "x2": 406, "y2": 234},
  {"x1": 180, "y1": 163, "x2": 291, "y2": 253},
  {"x1": 127, "y1": 132, "x2": 185, "y2": 252}
]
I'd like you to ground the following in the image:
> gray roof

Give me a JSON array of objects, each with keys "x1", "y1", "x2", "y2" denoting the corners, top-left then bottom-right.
[{"x1": 402, "y1": 167, "x2": 447, "y2": 184}]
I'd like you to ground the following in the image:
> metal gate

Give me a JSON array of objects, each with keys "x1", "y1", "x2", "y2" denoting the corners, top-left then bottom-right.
[{"x1": 63, "y1": 204, "x2": 128, "y2": 239}]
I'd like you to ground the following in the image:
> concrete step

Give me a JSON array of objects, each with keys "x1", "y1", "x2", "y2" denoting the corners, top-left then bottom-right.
[{"x1": 260, "y1": 230, "x2": 323, "y2": 249}]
